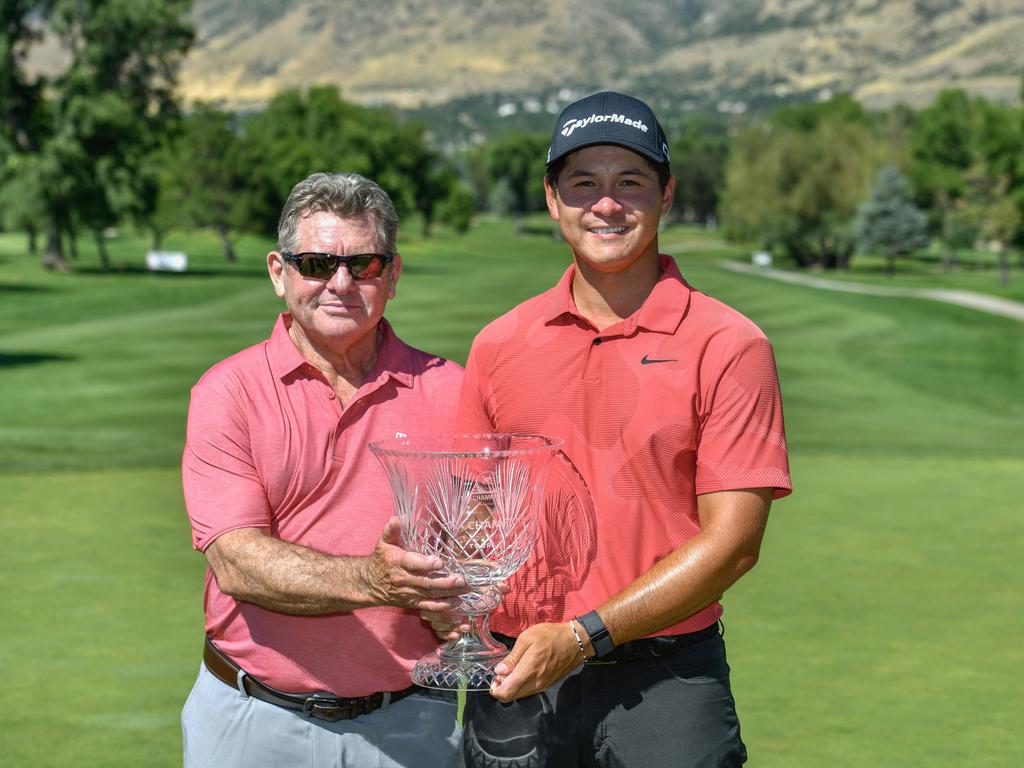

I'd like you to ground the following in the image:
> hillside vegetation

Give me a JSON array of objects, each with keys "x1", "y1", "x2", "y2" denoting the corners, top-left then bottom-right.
[{"x1": 178, "y1": 0, "x2": 1024, "y2": 111}]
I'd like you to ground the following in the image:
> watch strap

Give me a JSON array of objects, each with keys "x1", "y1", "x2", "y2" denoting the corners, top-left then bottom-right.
[{"x1": 576, "y1": 610, "x2": 615, "y2": 658}]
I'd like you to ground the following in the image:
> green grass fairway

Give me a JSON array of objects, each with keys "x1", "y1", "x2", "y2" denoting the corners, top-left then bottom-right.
[{"x1": 1, "y1": 219, "x2": 1021, "y2": 766}]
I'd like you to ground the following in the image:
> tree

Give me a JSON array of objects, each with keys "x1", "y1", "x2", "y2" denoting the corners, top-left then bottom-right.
[
  {"x1": 159, "y1": 103, "x2": 255, "y2": 261},
  {"x1": 244, "y1": 86, "x2": 461, "y2": 237},
  {"x1": 0, "y1": 2, "x2": 53, "y2": 262},
  {"x1": 907, "y1": 89, "x2": 975, "y2": 197},
  {"x1": 721, "y1": 96, "x2": 883, "y2": 269},
  {"x1": 0, "y1": 147, "x2": 47, "y2": 255},
  {"x1": 961, "y1": 169, "x2": 1021, "y2": 285},
  {"x1": 127, "y1": 138, "x2": 180, "y2": 251},
  {"x1": 483, "y1": 133, "x2": 549, "y2": 219},
  {"x1": 969, "y1": 97, "x2": 1024, "y2": 277},
  {"x1": 0, "y1": 2, "x2": 48, "y2": 156},
  {"x1": 908, "y1": 90, "x2": 1024, "y2": 275},
  {"x1": 374, "y1": 120, "x2": 456, "y2": 236},
  {"x1": 941, "y1": 205, "x2": 981, "y2": 269},
  {"x1": 0, "y1": 0, "x2": 193, "y2": 270},
  {"x1": 456, "y1": 144, "x2": 491, "y2": 212},
  {"x1": 436, "y1": 182, "x2": 476, "y2": 234},
  {"x1": 907, "y1": 89, "x2": 976, "y2": 267},
  {"x1": 853, "y1": 165, "x2": 930, "y2": 275},
  {"x1": 666, "y1": 116, "x2": 729, "y2": 225}
]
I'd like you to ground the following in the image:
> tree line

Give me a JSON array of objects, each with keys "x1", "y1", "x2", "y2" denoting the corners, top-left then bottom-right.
[
  {"x1": 2, "y1": 2, "x2": 1022, "y2": 278},
  {"x1": 448, "y1": 87, "x2": 1024, "y2": 282},
  {"x1": 720, "y1": 89, "x2": 1024, "y2": 281},
  {"x1": 0, "y1": 1, "x2": 479, "y2": 269}
]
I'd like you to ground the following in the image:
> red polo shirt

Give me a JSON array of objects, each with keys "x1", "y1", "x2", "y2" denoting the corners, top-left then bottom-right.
[
  {"x1": 183, "y1": 314, "x2": 463, "y2": 695},
  {"x1": 457, "y1": 254, "x2": 791, "y2": 637}
]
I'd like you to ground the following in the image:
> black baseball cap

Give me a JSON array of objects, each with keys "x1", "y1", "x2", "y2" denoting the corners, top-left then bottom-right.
[{"x1": 546, "y1": 91, "x2": 671, "y2": 172}]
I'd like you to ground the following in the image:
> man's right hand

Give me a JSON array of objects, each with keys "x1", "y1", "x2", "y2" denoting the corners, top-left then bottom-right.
[
  {"x1": 361, "y1": 517, "x2": 468, "y2": 612},
  {"x1": 205, "y1": 521, "x2": 467, "y2": 616}
]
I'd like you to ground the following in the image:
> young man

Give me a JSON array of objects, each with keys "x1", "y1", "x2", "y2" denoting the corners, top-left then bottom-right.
[
  {"x1": 181, "y1": 172, "x2": 466, "y2": 767},
  {"x1": 455, "y1": 92, "x2": 792, "y2": 767}
]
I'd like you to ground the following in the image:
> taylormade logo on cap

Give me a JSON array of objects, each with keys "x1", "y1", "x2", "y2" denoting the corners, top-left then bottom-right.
[
  {"x1": 560, "y1": 113, "x2": 649, "y2": 138},
  {"x1": 547, "y1": 91, "x2": 670, "y2": 171}
]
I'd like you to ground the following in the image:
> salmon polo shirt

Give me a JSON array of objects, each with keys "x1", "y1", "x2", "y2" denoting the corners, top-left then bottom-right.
[
  {"x1": 182, "y1": 314, "x2": 463, "y2": 696},
  {"x1": 458, "y1": 254, "x2": 791, "y2": 638}
]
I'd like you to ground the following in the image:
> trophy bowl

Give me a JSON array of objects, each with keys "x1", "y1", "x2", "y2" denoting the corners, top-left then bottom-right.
[{"x1": 369, "y1": 433, "x2": 562, "y2": 690}]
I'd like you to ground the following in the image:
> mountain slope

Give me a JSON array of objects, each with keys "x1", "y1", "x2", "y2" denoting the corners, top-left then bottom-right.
[{"x1": 177, "y1": 0, "x2": 1024, "y2": 111}]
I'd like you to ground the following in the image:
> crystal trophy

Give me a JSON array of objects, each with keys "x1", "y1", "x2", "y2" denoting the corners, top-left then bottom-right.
[{"x1": 369, "y1": 433, "x2": 562, "y2": 690}]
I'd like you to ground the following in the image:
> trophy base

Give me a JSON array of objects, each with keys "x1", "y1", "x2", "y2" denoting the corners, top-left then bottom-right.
[{"x1": 412, "y1": 649, "x2": 505, "y2": 691}]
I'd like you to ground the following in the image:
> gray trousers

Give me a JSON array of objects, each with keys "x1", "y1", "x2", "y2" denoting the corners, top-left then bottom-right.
[{"x1": 182, "y1": 664, "x2": 461, "y2": 768}]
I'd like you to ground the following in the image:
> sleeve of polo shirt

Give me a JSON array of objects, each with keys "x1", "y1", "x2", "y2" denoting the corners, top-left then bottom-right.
[
  {"x1": 455, "y1": 342, "x2": 497, "y2": 433},
  {"x1": 695, "y1": 336, "x2": 791, "y2": 499},
  {"x1": 182, "y1": 383, "x2": 272, "y2": 551}
]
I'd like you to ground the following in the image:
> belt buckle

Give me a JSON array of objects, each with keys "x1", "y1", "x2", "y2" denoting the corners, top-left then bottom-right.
[
  {"x1": 303, "y1": 693, "x2": 348, "y2": 721},
  {"x1": 583, "y1": 657, "x2": 617, "y2": 666}
]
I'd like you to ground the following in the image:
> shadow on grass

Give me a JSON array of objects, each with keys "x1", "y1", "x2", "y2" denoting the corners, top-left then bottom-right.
[
  {"x1": 72, "y1": 264, "x2": 269, "y2": 279},
  {"x1": 0, "y1": 352, "x2": 75, "y2": 368},
  {"x1": 0, "y1": 283, "x2": 57, "y2": 294}
]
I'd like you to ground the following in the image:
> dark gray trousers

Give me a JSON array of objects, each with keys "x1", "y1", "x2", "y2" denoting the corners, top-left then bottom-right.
[{"x1": 462, "y1": 624, "x2": 746, "y2": 768}]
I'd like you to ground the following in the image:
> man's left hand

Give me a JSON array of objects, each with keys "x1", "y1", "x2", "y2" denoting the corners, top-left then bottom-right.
[
  {"x1": 418, "y1": 581, "x2": 510, "y2": 641},
  {"x1": 487, "y1": 621, "x2": 583, "y2": 702},
  {"x1": 420, "y1": 602, "x2": 469, "y2": 641}
]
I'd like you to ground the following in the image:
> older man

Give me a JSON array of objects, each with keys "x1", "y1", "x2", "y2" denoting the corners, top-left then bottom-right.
[
  {"x1": 181, "y1": 172, "x2": 465, "y2": 767},
  {"x1": 455, "y1": 92, "x2": 792, "y2": 767}
]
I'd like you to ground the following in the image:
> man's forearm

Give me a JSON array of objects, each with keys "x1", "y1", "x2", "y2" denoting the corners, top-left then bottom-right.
[
  {"x1": 596, "y1": 527, "x2": 757, "y2": 646},
  {"x1": 586, "y1": 489, "x2": 772, "y2": 649},
  {"x1": 206, "y1": 528, "x2": 378, "y2": 614}
]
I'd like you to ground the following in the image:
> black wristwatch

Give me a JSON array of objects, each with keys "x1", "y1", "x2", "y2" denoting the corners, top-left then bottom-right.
[{"x1": 576, "y1": 610, "x2": 615, "y2": 658}]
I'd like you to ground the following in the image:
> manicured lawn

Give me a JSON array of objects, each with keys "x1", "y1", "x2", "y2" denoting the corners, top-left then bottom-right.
[
  {"x1": 1, "y1": 467, "x2": 201, "y2": 765},
  {"x1": 1, "y1": 220, "x2": 1020, "y2": 765}
]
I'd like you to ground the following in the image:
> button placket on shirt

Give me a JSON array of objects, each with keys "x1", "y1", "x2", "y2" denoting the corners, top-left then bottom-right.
[
  {"x1": 330, "y1": 373, "x2": 390, "y2": 464},
  {"x1": 583, "y1": 313, "x2": 646, "y2": 381},
  {"x1": 584, "y1": 318, "x2": 634, "y2": 382},
  {"x1": 584, "y1": 335, "x2": 606, "y2": 382},
  {"x1": 313, "y1": 373, "x2": 347, "y2": 463}
]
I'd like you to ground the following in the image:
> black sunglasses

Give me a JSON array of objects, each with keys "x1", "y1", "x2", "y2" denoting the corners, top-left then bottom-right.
[{"x1": 280, "y1": 251, "x2": 395, "y2": 281}]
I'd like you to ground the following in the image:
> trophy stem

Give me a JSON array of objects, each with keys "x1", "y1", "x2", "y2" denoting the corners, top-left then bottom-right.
[{"x1": 412, "y1": 585, "x2": 509, "y2": 690}]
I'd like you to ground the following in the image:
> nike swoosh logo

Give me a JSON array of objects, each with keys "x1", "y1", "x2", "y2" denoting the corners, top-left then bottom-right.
[{"x1": 641, "y1": 355, "x2": 678, "y2": 365}]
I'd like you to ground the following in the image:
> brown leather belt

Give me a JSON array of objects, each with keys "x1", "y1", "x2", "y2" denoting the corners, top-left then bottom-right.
[{"x1": 203, "y1": 636, "x2": 418, "y2": 721}]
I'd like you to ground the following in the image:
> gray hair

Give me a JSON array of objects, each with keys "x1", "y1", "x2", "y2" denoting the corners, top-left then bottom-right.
[{"x1": 277, "y1": 172, "x2": 399, "y2": 254}]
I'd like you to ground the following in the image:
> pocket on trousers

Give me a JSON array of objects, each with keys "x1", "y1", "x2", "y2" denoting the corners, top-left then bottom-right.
[
  {"x1": 657, "y1": 636, "x2": 730, "y2": 685},
  {"x1": 462, "y1": 692, "x2": 552, "y2": 768}
]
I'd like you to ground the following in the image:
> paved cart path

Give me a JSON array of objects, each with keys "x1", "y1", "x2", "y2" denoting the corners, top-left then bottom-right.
[{"x1": 714, "y1": 259, "x2": 1024, "y2": 323}]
